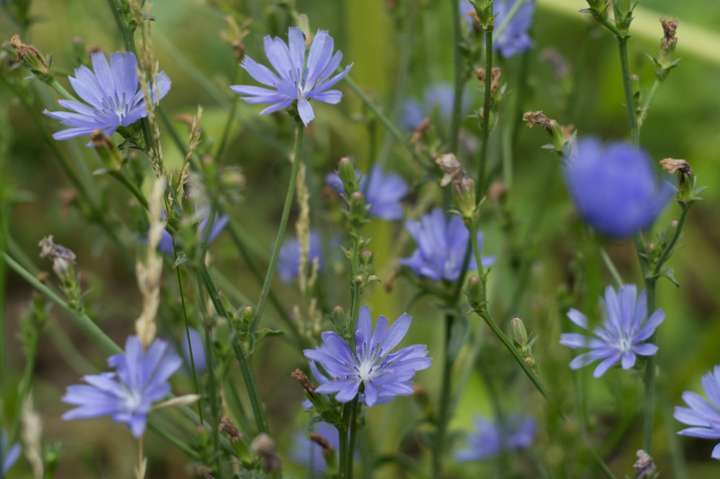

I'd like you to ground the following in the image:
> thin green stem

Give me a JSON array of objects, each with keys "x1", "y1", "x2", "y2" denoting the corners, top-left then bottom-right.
[
  {"x1": 249, "y1": 124, "x2": 304, "y2": 333},
  {"x1": 339, "y1": 404, "x2": 350, "y2": 478},
  {"x1": 637, "y1": 78, "x2": 661, "y2": 129},
  {"x1": 432, "y1": 313, "x2": 456, "y2": 479},
  {"x1": 346, "y1": 397, "x2": 361, "y2": 479},
  {"x1": 215, "y1": 71, "x2": 242, "y2": 163},
  {"x1": 477, "y1": 24, "x2": 494, "y2": 196},
  {"x1": 49, "y1": 79, "x2": 78, "y2": 102},
  {"x1": 493, "y1": 0, "x2": 528, "y2": 41},
  {"x1": 175, "y1": 262, "x2": 203, "y2": 423},
  {"x1": 600, "y1": 248, "x2": 623, "y2": 287},
  {"x1": 617, "y1": 37, "x2": 639, "y2": 145},
  {"x1": 449, "y1": 0, "x2": 465, "y2": 153},
  {"x1": 108, "y1": 170, "x2": 149, "y2": 211},
  {"x1": 349, "y1": 235, "x2": 361, "y2": 332}
]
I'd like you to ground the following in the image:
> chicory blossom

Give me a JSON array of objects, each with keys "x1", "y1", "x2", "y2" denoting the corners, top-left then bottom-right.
[
  {"x1": 460, "y1": 0, "x2": 535, "y2": 58},
  {"x1": 278, "y1": 231, "x2": 323, "y2": 283},
  {"x1": 563, "y1": 138, "x2": 674, "y2": 239},
  {"x1": 402, "y1": 82, "x2": 472, "y2": 130},
  {"x1": 674, "y1": 365, "x2": 720, "y2": 460},
  {"x1": 181, "y1": 328, "x2": 207, "y2": 375},
  {"x1": 62, "y1": 336, "x2": 182, "y2": 438},
  {"x1": 158, "y1": 213, "x2": 229, "y2": 255},
  {"x1": 291, "y1": 421, "x2": 339, "y2": 475},
  {"x1": 1, "y1": 431, "x2": 21, "y2": 475},
  {"x1": 44, "y1": 51, "x2": 171, "y2": 140},
  {"x1": 304, "y1": 307, "x2": 431, "y2": 407},
  {"x1": 231, "y1": 27, "x2": 352, "y2": 126},
  {"x1": 456, "y1": 416, "x2": 536, "y2": 462},
  {"x1": 560, "y1": 285, "x2": 664, "y2": 378},
  {"x1": 326, "y1": 166, "x2": 408, "y2": 220},
  {"x1": 400, "y1": 208, "x2": 494, "y2": 282}
]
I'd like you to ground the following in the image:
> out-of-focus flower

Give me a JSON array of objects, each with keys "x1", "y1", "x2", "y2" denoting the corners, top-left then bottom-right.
[
  {"x1": 400, "y1": 208, "x2": 494, "y2": 281},
  {"x1": 231, "y1": 27, "x2": 352, "y2": 126},
  {"x1": 402, "y1": 82, "x2": 472, "y2": 130},
  {"x1": 62, "y1": 336, "x2": 182, "y2": 437},
  {"x1": 563, "y1": 138, "x2": 674, "y2": 238},
  {"x1": 304, "y1": 307, "x2": 431, "y2": 407},
  {"x1": 278, "y1": 231, "x2": 323, "y2": 283},
  {"x1": 674, "y1": 365, "x2": 720, "y2": 460},
  {"x1": 44, "y1": 52, "x2": 171, "y2": 140},
  {"x1": 181, "y1": 328, "x2": 206, "y2": 375},
  {"x1": 561, "y1": 285, "x2": 664, "y2": 378},
  {"x1": 326, "y1": 166, "x2": 408, "y2": 220},
  {"x1": 291, "y1": 421, "x2": 339, "y2": 475},
  {"x1": 1, "y1": 431, "x2": 21, "y2": 475},
  {"x1": 157, "y1": 212, "x2": 229, "y2": 255},
  {"x1": 461, "y1": 0, "x2": 535, "y2": 57},
  {"x1": 456, "y1": 416, "x2": 535, "y2": 461}
]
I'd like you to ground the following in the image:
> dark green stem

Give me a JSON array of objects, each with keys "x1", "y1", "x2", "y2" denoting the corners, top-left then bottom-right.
[
  {"x1": 617, "y1": 37, "x2": 639, "y2": 145},
  {"x1": 449, "y1": 0, "x2": 464, "y2": 153},
  {"x1": 174, "y1": 261, "x2": 203, "y2": 422},
  {"x1": 432, "y1": 313, "x2": 456, "y2": 479},
  {"x1": 477, "y1": 23, "x2": 494, "y2": 196},
  {"x1": 108, "y1": 170, "x2": 149, "y2": 211},
  {"x1": 346, "y1": 397, "x2": 361, "y2": 479},
  {"x1": 249, "y1": 124, "x2": 304, "y2": 333}
]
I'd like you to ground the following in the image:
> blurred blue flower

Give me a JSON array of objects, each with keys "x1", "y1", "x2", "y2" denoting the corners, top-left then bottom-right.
[
  {"x1": 181, "y1": 328, "x2": 206, "y2": 375},
  {"x1": 561, "y1": 285, "x2": 664, "y2": 378},
  {"x1": 456, "y1": 416, "x2": 536, "y2": 462},
  {"x1": 45, "y1": 51, "x2": 171, "y2": 140},
  {"x1": 278, "y1": 231, "x2": 323, "y2": 283},
  {"x1": 1, "y1": 431, "x2": 21, "y2": 475},
  {"x1": 402, "y1": 82, "x2": 472, "y2": 130},
  {"x1": 326, "y1": 166, "x2": 408, "y2": 220},
  {"x1": 291, "y1": 421, "x2": 339, "y2": 475},
  {"x1": 674, "y1": 365, "x2": 720, "y2": 460},
  {"x1": 304, "y1": 307, "x2": 431, "y2": 407},
  {"x1": 563, "y1": 138, "x2": 674, "y2": 239},
  {"x1": 400, "y1": 208, "x2": 494, "y2": 281},
  {"x1": 62, "y1": 336, "x2": 182, "y2": 438},
  {"x1": 158, "y1": 213, "x2": 229, "y2": 255},
  {"x1": 460, "y1": 0, "x2": 535, "y2": 58},
  {"x1": 231, "y1": 27, "x2": 352, "y2": 126}
]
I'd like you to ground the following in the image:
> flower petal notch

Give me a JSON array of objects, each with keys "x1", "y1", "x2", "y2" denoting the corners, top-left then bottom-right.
[{"x1": 232, "y1": 27, "x2": 352, "y2": 126}]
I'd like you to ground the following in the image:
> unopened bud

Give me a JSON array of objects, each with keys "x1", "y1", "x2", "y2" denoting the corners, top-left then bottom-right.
[
  {"x1": 475, "y1": 67, "x2": 502, "y2": 94},
  {"x1": 361, "y1": 249, "x2": 373, "y2": 263},
  {"x1": 511, "y1": 317, "x2": 529, "y2": 347},
  {"x1": 466, "y1": 274, "x2": 485, "y2": 309},
  {"x1": 251, "y1": 433, "x2": 281, "y2": 472},
  {"x1": 454, "y1": 177, "x2": 476, "y2": 222},
  {"x1": 338, "y1": 157, "x2": 359, "y2": 194},
  {"x1": 291, "y1": 368, "x2": 316, "y2": 395},
  {"x1": 410, "y1": 117, "x2": 431, "y2": 145},
  {"x1": 91, "y1": 130, "x2": 123, "y2": 170}
]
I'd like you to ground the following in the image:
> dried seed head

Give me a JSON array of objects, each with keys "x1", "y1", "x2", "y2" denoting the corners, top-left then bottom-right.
[
  {"x1": 220, "y1": 416, "x2": 243, "y2": 443},
  {"x1": 38, "y1": 235, "x2": 76, "y2": 278},
  {"x1": 309, "y1": 432, "x2": 334, "y2": 453},
  {"x1": 523, "y1": 111, "x2": 556, "y2": 134},
  {"x1": 251, "y1": 433, "x2": 281, "y2": 472},
  {"x1": 410, "y1": 117, "x2": 431, "y2": 145},
  {"x1": 488, "y1": 181, "x2": 508, "y2": 203},
  {"x1": 660, "y1": 18, "x2": 678, "y2": 52},
  {"x1": 634, "y1": 449, "x2": 657, "y2": 478},
  {"x1": 291, "y1": 368, "x2": 316, "y2": 394},
  {"x1": 659, "y1": 158, "x2": 691, "y2": 176},
  {"x1": 9, "y1": 35, "x2": 51, "y2": 79}
]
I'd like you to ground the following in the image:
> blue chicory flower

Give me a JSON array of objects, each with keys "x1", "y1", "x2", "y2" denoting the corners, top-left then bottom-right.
[
  {"x1": 1, "y1": 431, "x2": 21, "y2": 475},
  {"x1": 326, "y1": 166, "x2": 408, "y2": 220},
  {"x1": 62, "y1": 335, "x2": 182, "y2": 438},
  {"x1": 456, "y1": 416, "x2": 536, "y2": 462},
  {"x1": 291, "y1": 421, "x2": 339, "y2": 475},
  {"x1": 674, "y1": 365, "x2": 720, "y2": 460},
  {"x1": 181, "y1": 328, "x2": 207, "y2": 375},
  {"x1": 44, "y1": 51, "x2": 171, "y2": 140},
  {"x1": 278, "y1": 231, "x2": 323, "y2": 283},
  {"x1": 460, "y1": 0, "x2": 535, "y2": 58},
  {"x1": 158, "y1": 213, "x2": 229, "y2": 255},
  {"x1": 561, "y1": 285, "x2": 665, "y2": 378},
  {"x1": 231, "y1": 27, "x2": 352, "y2": 126},
  {"x1": 304, "y1": 307, "x2": 431, "y2": 407},
  {"x1": 400, "y1": 208, "x2": 494, "y2": 282},
  {"x1": 402, "y1": 82, "x2": 472, "y2": 131},
  {"x1": 563, "y1": 138, "x2": 674, "y2": 239}
]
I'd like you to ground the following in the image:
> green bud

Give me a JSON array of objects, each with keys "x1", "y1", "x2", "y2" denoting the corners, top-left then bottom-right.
[
  {"x1": 454, "y1": 177, "x2": 477, "y2": 222},
  {"x1": 511, "y1": 317, "x2": 529, "y2": 348},
  {"x1": 338, "y1": 156, "x2": 359, "y2": 195},
  {"x1": 465, "y1": 274, "x2": 485, "y2": 310}
]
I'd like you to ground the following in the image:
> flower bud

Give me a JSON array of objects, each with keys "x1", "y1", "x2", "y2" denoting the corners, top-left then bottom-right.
[
  {"x1": 466, "y1": 274, "x2": 486, "y2": 310},
  {"x1": 511, "y1": 317, "x2": 529, "y2": 348},
  {"x1": 338, "y1": 157, "x2": 360, "y2": 195},
  {"x1": 660, "y1": 158, "x2": 693, "y2": 204},
  {"x1": 251, "y1": 433, "x2": 281, "y2": 473},
  {"x1": 454, "y1": 176, "x2": 476, "y2": 222},
  {"x1": 91, "y1": 130, "x2": 123, "y2": 170}
]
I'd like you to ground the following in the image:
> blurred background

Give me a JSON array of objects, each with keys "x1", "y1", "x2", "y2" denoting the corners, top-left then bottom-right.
[{"x1": 1, "y1": 0, "x2": 720, "y2": 477}]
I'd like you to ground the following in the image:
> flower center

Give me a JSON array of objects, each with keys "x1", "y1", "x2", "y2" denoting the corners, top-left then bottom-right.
[
  {"x1": 618, "y1": 337, "x2": 632, "y2": 353},
  {"x1": 357, "y1": 359, "x2": 376, "y2": 382},
  {"x1": 123, "y1": 389, "x2": 142, "y2": 412}
]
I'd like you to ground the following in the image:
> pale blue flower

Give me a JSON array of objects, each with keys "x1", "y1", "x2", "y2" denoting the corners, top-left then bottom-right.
[
  {"x1": 231, "y1": 27, "x2": 352, "y2": 126},
  {"x1": 460, "y1": 0, "x2": 535, "y2": 58},
  {"x1": 1, "y1": 431, "x2": 21, "y2": 475},
  {"x1": 402, "y1": 82, "x2": 472, "y2": 130},
  {"x1": 45, "y1": 51, "x2": 171, "y2": 140},
  {"x1": 564, "y1": 138, "x2": 674, "y2": 239},
  {"x1": 158, "y1": 213, "x2": 229, "y2": 255},
  {"x1": 401, "y1": 208, "x2": 494, "y2": 281},
  {"x1": 291, "y1": 421, "x2": 339, "y2": 475},
  {"x1": 456, "y1": 416, "x2": 535, "y2": 461},
  {"x1": 326, "y1": 166, "x2": 408, "y2": 220},
  {"x1": 62, "y1": 336, "x2": 182, "y2": 437},
  {"x1": 304, "y1": 307, "x2": 431, "y2": 407},
  {"x1": 674, "y1": 365, "x2": 720, "y2": 460},
  {"x1": 561, "y1": 285, "x2": 664, "y2": 378},
  {"x1": 278, "y1": 231, "x2": 323, "y2": 283}
]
